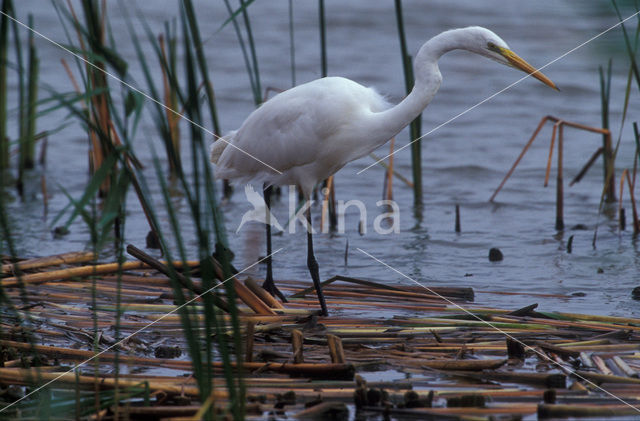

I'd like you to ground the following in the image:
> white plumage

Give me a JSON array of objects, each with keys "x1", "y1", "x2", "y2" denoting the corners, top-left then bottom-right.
[
  {"x1": 212, "y1": 77, "x2": 391, "y2": 196},
  {"x1": 210, "y1": 26, "x2": 557, "y2": 315}
]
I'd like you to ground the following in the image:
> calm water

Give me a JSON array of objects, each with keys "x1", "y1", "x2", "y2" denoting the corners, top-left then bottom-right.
[{"x1": 5, "y1": 1, "x2": 640, "y2": 318}]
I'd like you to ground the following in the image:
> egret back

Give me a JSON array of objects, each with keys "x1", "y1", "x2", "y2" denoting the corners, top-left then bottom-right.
[{"x1": 213, "y1": 76, "x2": 390, "y2": 194}]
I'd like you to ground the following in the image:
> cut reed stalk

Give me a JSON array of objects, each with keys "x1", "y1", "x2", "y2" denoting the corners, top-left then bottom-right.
[
  {"x1": 592, "y1": 355, "x2": 614, "y2": 375},
  {"x1": 207, "y1": 256, "x2": 276, "y2": 315},
  {"x1": 244, "y1": 277, "x2": 284, "y2": 309},
  {"x1": 0, "y1": 251, "x2": 95, "y2": 275},
  {"x1": 0, "y1": 339, "x2": 352, "y2": 377},
  {"x1": 613, "y1": 356, "x2": 638, "y2": 378},
  {"x1": 423, "y1": 358, "x2": 506, "y2": 371},
  {"x1": 538, "y1": 403, "x2": 640, "y2": 418},
  {"x1": 624, "y1": 169, "x2": 640, "y2": 233},
  {"x1": 386, "y1": 137, "x2": 395, "y2": 200},
  {"x1": 2, "y1": 259, "x2": 194, "y2": 288},
  {"x1": 245, "y1": 321, "x2": 255, "y2": 363},
  {"x1": 327, "y1": 334, "x2": 346, "y2": 364},
  {"x1": 0, "y1": 367, "x2": 201, "y2": 396},
  {"x1": 291, "y1": 328, "x2": 304, "y2": 363}
]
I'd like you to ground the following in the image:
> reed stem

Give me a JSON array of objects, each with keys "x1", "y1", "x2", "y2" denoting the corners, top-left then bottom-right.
[
  {"x1": 0, "y1": 0, "x2": 10, "y2": 170},
  {"x1": 394, "y1": 0, "x2": 422, "y2": 204},
  {"x1": 22, "y1": 14, "x2": 38, "y2": 171},
  {"x1": 288, "y1": 0, "x2": 295, "y2": 86},
  {"x1": 318, "y1": 0, "x2": 327, "y2": 77},
  {"x1": 599, "y1": 60, "x2": 616, "y2": 203}
]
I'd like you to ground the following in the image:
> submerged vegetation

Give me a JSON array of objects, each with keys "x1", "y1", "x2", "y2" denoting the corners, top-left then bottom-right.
[{"x1": 0, "y1": 0, "x2": 638, "y2": 419}]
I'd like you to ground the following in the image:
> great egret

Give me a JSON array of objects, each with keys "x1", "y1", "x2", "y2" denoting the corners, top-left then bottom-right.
[{"x1": 211, "y1": 26, "x2": 557, "y2": 316}]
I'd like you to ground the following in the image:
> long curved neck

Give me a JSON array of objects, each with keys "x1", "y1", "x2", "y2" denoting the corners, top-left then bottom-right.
[{"x1": 370, "y1": 28, "x2": 471, "y2": 142}]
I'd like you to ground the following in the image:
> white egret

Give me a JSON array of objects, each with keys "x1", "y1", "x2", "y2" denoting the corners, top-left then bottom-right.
[{"x1": 211, "y1": 26, "x2": 557, "y2": 316}]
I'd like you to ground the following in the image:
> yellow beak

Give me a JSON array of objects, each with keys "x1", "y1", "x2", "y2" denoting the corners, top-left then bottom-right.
[{"x1": 499, "y1": 47, "x2": 558, "y2": 91}]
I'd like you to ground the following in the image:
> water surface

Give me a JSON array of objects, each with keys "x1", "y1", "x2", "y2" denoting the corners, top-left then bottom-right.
[{"x1": 5, "y1": 1, "x2": 640, "y2": 318}]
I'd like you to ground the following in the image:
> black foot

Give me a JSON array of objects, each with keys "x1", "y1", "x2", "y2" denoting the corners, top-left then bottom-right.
[{"x1": 262, "y1": 277, "x2": 288, "y2": 303}]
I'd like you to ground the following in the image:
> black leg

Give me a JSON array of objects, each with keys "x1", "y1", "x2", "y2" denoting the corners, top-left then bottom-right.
[
  {"x1": 306, "y1": 204, "x2": 328, "y2": 316},
  {"x1": 261, "y1": 184, "x2": 288, "y2": 302}
]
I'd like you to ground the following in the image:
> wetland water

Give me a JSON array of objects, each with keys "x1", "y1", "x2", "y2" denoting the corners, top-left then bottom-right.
[{"x1": 5, "y1": 1, "x2": 640, "y2": 317}]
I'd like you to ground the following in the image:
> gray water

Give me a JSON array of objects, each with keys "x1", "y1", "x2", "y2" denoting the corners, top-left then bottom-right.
[{"x1": 5, "y1": 1, "x2": 640, "y2": 318}]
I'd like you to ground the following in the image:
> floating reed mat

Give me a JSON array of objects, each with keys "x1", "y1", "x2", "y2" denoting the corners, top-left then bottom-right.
[{"x1": 1, "y1": 251, "x2": 640, "y2": 419}]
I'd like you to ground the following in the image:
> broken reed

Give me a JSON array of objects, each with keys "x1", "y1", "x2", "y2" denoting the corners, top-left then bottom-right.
[{"x1": 394, "y1": 0, "x2": 422, "y2": 205}]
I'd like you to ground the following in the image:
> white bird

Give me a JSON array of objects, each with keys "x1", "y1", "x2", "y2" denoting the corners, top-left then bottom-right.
[
  {"x1": 211, "y1": 26, "x2": 557, "y2": 316},
  {"x1": 236, "y1": 184, "x2": 284, "y2": 234}
]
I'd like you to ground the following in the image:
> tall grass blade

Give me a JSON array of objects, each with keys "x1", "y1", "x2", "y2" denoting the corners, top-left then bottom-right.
[
  {"x1": 182, "y1": 0, "x2": 222, "y2": 136},
  {"x1": 21, "y1": 14, "x2": 38, "y2": 171},
  {"x1": 222, "y1": 0, "x2": 261, "y2": 105},
  {"x1": 598, "y1": 59, "x2": 615, "y2": 202},
  {"x1": 288, "y1": 0, "x2": 296, "y2": 86},
  {"x1": 612, "y1": 0, "x2": 640, "y2": 90},
  {"x1": 318, "y1": 0, "x2": 327, "y2": 77},
  {"x1": 122, "y1": 6, "x2": 183, "y2": 178},
  {"x1": 394, "y1": 0, "x2": 422, "y2": 205},
  {"x1": 215, "y1": 0, "x2": 256, "y2": 34},
  {"x1": 634, "y1": 122, "x2": 640, "y2": 168},
  {"x1": 182, "y1": 6, "x2": 244, "y2": 414},
  {"x1": 0, "y1": 0, "x2": 11, "y2": 170},
  {"x1": 238, "y1": 0, "x2": 260, "y2": 104},
  {"x1": 160, "y1": 26, "x2": 181, "y2": 175}
]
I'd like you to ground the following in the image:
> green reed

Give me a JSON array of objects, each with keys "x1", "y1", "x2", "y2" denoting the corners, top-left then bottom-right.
[
  {"x1": 182, "y1": 0, "x2": 223, "y2": 143},
  {"x1": 222, "y1": 0, "x2": 262, "y2": 105},
  {"x1": 181, "y1": 8, "x2": 244, "y2": 414},
  {"x1": 289, "y1": 0, "x2": 296, "y2": 86},
  {"x1": 318, "y1": 0, "x2": 327, "y2": 77},
  {"x1": 0, "y1": 0, "x2": 9, "y2": 170},
  {"x1": 394, "y1": 0, "x2": 423, "y2": 205},
  {"x1": 598, "y1": 59, "x2": 616, "y2": 202},
  {"x1": 19, "y1": 14, "x2": 38, "y2": 173},
  {"x1": 51, "y1": 50, "x2": 242, "y2": 421},
  {"x1": 128, "y1": 3, "x2": 243, "y2": 417},
  {"x1": 161, "y1": 22, "x2": 181, "y2": 176},
  {"x1": 126, "y1": 10, "x2": 184, "y2": 178}
]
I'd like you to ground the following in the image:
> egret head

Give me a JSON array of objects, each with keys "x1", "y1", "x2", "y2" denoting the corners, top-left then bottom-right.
[{"x1": 468, "y1": 26, "x2": 558, "y2": 90}]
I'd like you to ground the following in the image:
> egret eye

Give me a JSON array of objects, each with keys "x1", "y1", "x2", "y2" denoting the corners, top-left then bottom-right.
[{"x1": 487, "y1": 41, "x2": 498, "y2": 51}]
